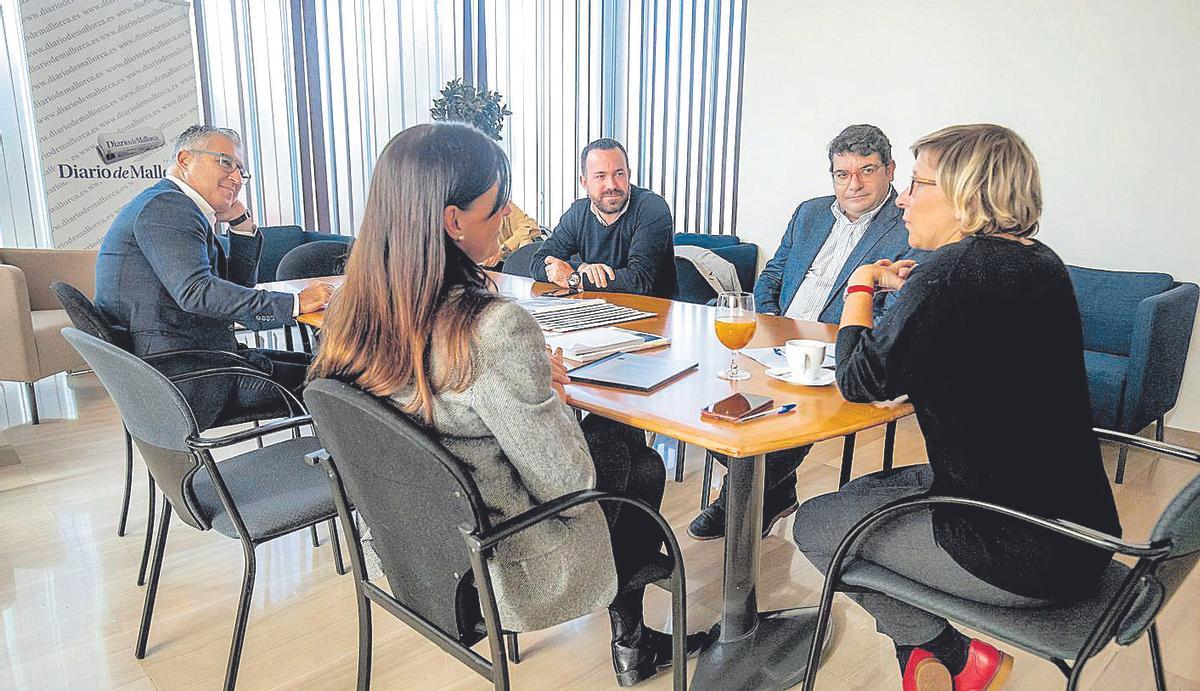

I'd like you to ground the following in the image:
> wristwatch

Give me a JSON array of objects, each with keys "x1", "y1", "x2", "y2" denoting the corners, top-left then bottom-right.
[
  {"x1": 226, "y1": 210, "x2": 252, "y2": 229},
  {"x1": 567, "y1": 271, "x2": 582, "y2": 290}
]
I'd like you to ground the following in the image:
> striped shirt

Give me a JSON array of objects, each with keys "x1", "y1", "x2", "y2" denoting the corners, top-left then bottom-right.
[{"x1": 784, "y1": 197, "x2": 888, "y2": 321}]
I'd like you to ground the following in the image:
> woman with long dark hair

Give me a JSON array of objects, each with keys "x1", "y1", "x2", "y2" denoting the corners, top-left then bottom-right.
[{"x1": 309, "y1": 122, "x2": 704, "y2": 686}]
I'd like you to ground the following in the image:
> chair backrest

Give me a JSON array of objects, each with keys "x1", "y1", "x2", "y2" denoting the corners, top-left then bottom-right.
[
  {"x1": 61, "y1": 328, "x2": 210, "y2": 530},
  {"x1": 305, "y1": 377, "x2": 489, "y2": 642},
  {"x1": 1068, "y1": 265, "x2": 1174, "y2": 356},
  {"x1": 50, "y1": 281, "x2": 132, "y2": 351},
  {"x1": 0, "y1": 248, "x2": 98, "y2": 311},
  {"x1": 1113, "y1": 470, "x2": 1200, "y2": 646},
  {"x1": 1147, "y1": 469, "x2": 1200, "y2": 589},
  {"x1": 500, "y1": 241, "x2": 541, "y2": 278},
  {"x1": 276, "y1": 240, "x2": 355, "y2": 281}
]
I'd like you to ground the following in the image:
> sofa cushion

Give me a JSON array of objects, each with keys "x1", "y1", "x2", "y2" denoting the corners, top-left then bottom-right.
[
  {"x1": 31, "y1": 309, "x2": 86, "y2": 378},
  {"x1": 1083, "y1": 350, "x2": 1128, "y2": 429},
  {"x1": 1069, "y1": 266, "x2": 1173, "y2": 357}
]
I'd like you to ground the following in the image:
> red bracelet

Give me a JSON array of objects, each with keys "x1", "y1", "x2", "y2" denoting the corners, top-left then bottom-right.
[{"x1": 846, "y1": 284, "x2": 876, "y2": 297}]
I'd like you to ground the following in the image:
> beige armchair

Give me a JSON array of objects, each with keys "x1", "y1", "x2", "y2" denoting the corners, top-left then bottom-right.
[{"x1": 0, "y1": 248, "x2": 98, "y2": 424}]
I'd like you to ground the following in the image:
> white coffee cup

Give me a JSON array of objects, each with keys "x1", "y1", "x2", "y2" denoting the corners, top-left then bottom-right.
[{"x1": 785, "y1": 339, "x2": 826, "y2": 383}]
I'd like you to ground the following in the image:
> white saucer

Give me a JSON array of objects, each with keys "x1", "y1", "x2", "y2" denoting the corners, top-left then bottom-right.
[{"x1": 765, "y1": 367, "x2": 835, "y2": 386}]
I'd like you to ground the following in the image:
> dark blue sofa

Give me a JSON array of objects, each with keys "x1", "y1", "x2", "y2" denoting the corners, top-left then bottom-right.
[
  {"x1": 216, "y1": 225, "x2": 353, "y2": 283},
  {"x1": 672, "y1": 233, "x2": 759, "y2": 305},
  {"x1": 1068, "y1": 265, "x2": 1199, "y2": 482}
]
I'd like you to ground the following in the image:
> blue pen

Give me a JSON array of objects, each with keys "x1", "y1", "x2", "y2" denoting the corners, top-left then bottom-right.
[{"x1": 735, "y1": 403, "x2": 797, "y2": 424}]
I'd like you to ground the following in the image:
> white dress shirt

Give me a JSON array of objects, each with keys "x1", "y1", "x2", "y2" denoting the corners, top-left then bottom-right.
[{"x1": 784, "y1": 196, "x2": 888, "y2": 321}]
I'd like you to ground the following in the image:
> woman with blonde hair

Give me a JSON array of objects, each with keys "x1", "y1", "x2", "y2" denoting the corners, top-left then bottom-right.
[
  {"x1": 793, "y1": 124, "x2": 1120, "y2": 690},
  {"x1": 309, "y1": 122, "x2": 704, "y2": 686}
]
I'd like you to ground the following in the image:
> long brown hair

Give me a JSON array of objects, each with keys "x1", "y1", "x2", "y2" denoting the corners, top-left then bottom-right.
[{"x1": 308, "y1": 122, "x2": 511, "y2": 422}]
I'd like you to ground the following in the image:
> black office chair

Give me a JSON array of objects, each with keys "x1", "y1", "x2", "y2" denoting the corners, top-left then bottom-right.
[
  {"x1": 62, "y1": 328, "x2": 346, "y2": 691},
  {"x1": 50, "y1": 281, "x2": 281, "y2": 585},
  {"x1": 276, "y1": 240, "x2": 353, "y2": 352},
  {"x1": 499, "y1": 241, "x2": 541, "y2": 279},
  {"x1": 304, "y1": 377, "x2": 690, "y2": 690},
  {"x1": 802, "y1": 429, "x2": 1200, "y2": 691},
  {"x1": 277, "y1": 239, "x2": 354, "y2": 280}
]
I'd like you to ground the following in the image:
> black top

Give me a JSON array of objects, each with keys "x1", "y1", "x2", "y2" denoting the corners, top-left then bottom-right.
[
  {"x1": 531, "y1": 185, "x2": 677, "y2": 298},
  {"x1": 836, "y1": 235, "x2": 1121, "y2": 601}
]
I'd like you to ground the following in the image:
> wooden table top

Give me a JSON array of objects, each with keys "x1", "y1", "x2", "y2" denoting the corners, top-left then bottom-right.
[{"x1": 259, "y1": 272, "x2": 913, "y2": 458}]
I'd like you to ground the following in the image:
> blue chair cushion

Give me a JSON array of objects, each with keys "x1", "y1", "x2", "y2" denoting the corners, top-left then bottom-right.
[
  {"x1": 674, "y1": 232, "x2": 740, "y2": 250},
  {"x1": 1069, "y1": 266, "x2": 1173, "y2": 357},
  {"x1": 1083, "y1": 350, "x2": 1128, "y2": 429}
]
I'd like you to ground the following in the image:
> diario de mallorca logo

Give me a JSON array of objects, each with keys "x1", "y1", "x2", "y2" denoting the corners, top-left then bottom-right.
[{"x1": 54, "y1": 127, "x2": 167, "y2": 180}]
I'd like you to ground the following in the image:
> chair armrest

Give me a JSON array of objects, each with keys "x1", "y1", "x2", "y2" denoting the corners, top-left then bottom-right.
[
  {"x1": 1093, "y1": 427, "x2": 1200, "y2": 463},
  {"x1": 144, "y1": 349, "x2": 256, "y2": 375},
  {"x1": 0, "y1": 264, "x2": 38, "y2": 381},
  {"x1": 826, "y1": 497, "x2": 1169, "y2": 592},
  {"x1": 1123, "y1": 282, "x2": 1200, "y2": 431},
  {"x1": 0, "y1": 248, "x2": 98, "y2": 310},
  {"x1": 462, "y1": 489, "x2": 685, "y2": 576},
  {"x1": 186, "y1": 414, "x2": 312, "y2": 450},
  {"x1": 169, "y1": 365, "x2": 305, "y2": 416}
]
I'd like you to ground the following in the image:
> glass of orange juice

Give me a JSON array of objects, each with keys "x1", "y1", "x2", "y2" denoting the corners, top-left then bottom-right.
[{"x1": 715, "y1": 291, "x2": 756, "y2": 380}]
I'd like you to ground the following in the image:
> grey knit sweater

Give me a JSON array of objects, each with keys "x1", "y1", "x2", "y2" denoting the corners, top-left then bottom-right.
[{"x1": 368, "y1": 295, "x2": 618, "y2": 632}]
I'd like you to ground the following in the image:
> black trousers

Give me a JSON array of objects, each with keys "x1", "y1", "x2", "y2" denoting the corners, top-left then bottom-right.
[
  {"x1": 180, "y1": 347, "x2": 311, "y2": 430},
  {"x1": 712, "y1": 444, "x2": 811, "y2": 504},
  {"x1": 580, "y1": 414, "x2": 666, "y2": 631}
]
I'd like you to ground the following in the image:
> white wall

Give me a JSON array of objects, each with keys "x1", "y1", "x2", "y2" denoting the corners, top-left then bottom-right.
[{"x1": 736, "y1": 0, "x2": 1200, "y2": 431}]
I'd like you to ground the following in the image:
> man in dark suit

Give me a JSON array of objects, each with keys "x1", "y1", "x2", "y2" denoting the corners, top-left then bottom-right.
[
  {"x1": 95, "y1": 125, "x2": 332, "y2": 429},
  {"x1": 689, "y1": 124, "x2": 920, "y2": 541}
]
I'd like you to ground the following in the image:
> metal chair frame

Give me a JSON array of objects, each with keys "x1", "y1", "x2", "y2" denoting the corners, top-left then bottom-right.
[
  {"x1": 49, "y1": 281, "x2": 321, "y2": 586},
  {"x1": 802, "y1": 429, "x2": 1200, "y2": 691},
  {"x1": 308, "y1": 446, "x2": 690, "y2": 691}
]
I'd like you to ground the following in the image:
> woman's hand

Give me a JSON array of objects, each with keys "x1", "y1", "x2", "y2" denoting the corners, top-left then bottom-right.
[
  {"x1": 548, "y1": 347, "x2": 571, "y2": 403},
  {"x1": 852, "y1": 259, "x2": 917, "y2": 293}
]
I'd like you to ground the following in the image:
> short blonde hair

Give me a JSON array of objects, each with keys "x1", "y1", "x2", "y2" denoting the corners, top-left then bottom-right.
[{"x1": 912, "y1": 124, "x2": 1042, "y2": 238}]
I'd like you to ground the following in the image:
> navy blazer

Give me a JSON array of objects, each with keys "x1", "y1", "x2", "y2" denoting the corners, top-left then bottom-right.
[
  {"x1": 95, "y1": 179, "x2": 295, "y2": 357},
  {"x1": 754, "y1": 188, "x2": 920, "y2": 323}
]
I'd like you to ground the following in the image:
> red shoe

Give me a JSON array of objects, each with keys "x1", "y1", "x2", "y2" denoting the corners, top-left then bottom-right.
[
  {"x1": 953, "y1": 639, "x2": 1014, "y2": 690},
  {"x1": 902, "y1": 648, "x2": 952, "y2": 691}
]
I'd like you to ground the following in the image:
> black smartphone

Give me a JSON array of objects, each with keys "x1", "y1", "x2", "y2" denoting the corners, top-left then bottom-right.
[
  {"x1": 538, "y1": 286, "x2": 583, "y2": 297},
  {"x1": 700, "y1": 392, "x2": 774, "y2": 422}
]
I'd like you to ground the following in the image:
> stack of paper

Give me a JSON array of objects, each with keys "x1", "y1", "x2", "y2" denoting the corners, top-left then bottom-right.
[
  {"x1": 514, "y1": 297, "x2": 607, "y2": 314},
  {"x1": 547, "y1": 327, "x2": 645, "y2": 358},
  {"x1": 517, "y1": 299, "x2": 656, "y2": 333}
]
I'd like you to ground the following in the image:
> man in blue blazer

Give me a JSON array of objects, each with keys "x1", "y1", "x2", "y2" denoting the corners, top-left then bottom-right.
[
  {"x1": 95, "y1": 125, "x2": 332, "y2": 429},
  {"x1": 690, "y1": 124, "x2": 921, "y2": 541}
]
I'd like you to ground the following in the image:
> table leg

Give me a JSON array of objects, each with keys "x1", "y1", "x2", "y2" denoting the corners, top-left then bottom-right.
[
  {"x1": 690, "y1": 453, "x2": 826, "y2": 690},
  {"x1": 883, "y1": 421, "x2": 897, "y2": 471},
  {"x1": 839, "y1": 433, "x2": 857, "y2": 488}
]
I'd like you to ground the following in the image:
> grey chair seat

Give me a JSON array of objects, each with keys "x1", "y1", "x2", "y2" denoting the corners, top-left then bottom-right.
[
  {"x1": 840, "y1": 559, "x2": 1134, "y2": 660},
  {"x1": 190, "y1": 436, "x2": 331, "y2": 541}
]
